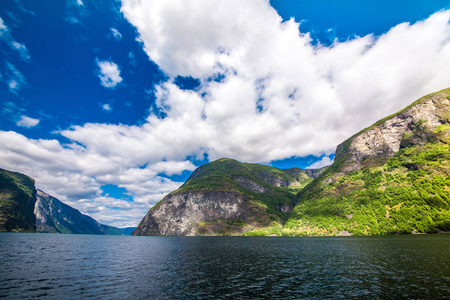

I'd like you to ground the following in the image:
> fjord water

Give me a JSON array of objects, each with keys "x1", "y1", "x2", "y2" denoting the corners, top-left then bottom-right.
[{"x1": 1, "y1": 234, "x2": 449, "y2": 299}]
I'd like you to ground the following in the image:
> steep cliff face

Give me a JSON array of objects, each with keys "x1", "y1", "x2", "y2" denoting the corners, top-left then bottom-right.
[
  {"x1": 133, "y1": 159, "x2": 316, "y2": 236},
  {"x1": 133, "y1": 191, "x2": 247, "y2": 236},
  {"x1": 0, "y1": 167, "x2": 123, "y2": 235},
  {"x1": 0, "y1": 168, "x2": 36, "y2": 232},
  {"x1": 334, "y1": 89, "x2": 449, "y2": 177},
  {"x1": 286, "y1": 88, "x2": 450, "y2": 236},
  {"x1": 35, "y1": 190, "x2": 123, "y2": 235}
]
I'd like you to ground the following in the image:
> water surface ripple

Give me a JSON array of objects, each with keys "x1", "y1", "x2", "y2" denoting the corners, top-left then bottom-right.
[{"x1": 0, "y1": 234, "x2": 449, "y2": 299}]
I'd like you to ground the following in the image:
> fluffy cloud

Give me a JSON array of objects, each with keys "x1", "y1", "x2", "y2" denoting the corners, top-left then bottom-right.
[
  {"x1": 120, "y1": 1, "x2": 450, "y2": 161},
  {"x1": 306, "y1": 156, "x2": 333, "y2": 169},
  {"x1": 96, "y1": 59, "x2": 123, "y2": 88},
  {"x1": 2, "y1": 2, "x2": 450, "y2": 227},
  {"x1": 0, "y1": 130, "x2": 195, "y2": 227},
  {"x1": 16, "y1": 115, "x2": 40, "y2": 128}
]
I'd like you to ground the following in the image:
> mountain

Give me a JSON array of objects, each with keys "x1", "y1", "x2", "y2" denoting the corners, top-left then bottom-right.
[
  {"x1": 119, "y1": 227, "x2": 137, "y2": 235},
  {"x1": 0, "y1": 168, "x2": 123, "y2": 235},
  {"x1": 133, "y1": 159, "x2": 317, "y2": 236},
  {"x1": 0, "y1": 169, "x2": 36, "y2": 232},
  {"x1": 285, "y1": 88, "x2": 450, "y2": 236},
  {"x1": 134, "y1": 88, "x2": 450, "y2": 236},
  {"x1": 35, "y1": 190, "x2": 123, "y2": 235}
]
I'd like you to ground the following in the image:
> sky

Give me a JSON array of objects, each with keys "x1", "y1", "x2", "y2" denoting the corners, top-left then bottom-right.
[{"x1": 1, "y1": 0, "x2": 450, "y2": 227}]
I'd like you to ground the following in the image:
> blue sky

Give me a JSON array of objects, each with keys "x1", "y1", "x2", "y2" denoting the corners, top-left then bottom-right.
[{"x1": 1, "y1": 0, "x2": 450, "y2": 227}]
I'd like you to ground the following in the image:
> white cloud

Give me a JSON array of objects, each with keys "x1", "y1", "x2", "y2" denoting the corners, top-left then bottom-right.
[
  {"x1": 0, "y1": 131, "x2": 189, "y2": 227},
  {"x1": 306, "y1": 156, "x2": 333, "y2": 169},
  {"x1": 3, "y1": 62, "x2": 26, "y2": 93},
  {"x1": 96, "y1": 59, "x2": 123, "y2": 88},
  {"x1": 101, "y1": 103, "x2": 113, "y2": 112},
  {"x1": 2, "y1": 3, "x2": 450, "y2": 227},
  {"x1": 11, "y1": 41, "x2": 30, "y2": 62},
  {"x1": 110, "y1": 27, "x2": 122, "y2": 41},
  {"x1": 16, "y1": 115, "x2": 40, "y2": 128},
  {"x1": 119, "y1": 1, "x2": 450, "y2": 161},
  {"x1": 0, "y1": 17, "x2": 30, "y2": 63},
  {"x1": 0, "y1": 17, "x2": 7, "y2": 34}
]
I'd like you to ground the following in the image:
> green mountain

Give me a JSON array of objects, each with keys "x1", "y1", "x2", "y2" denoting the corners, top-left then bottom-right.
[
  {"x1": 133, "y1": 159, "x2": 317, "y2": 236},
  {"x1": 0, "y1": 168, "x2": 123, "y2": 235},
  {"x1": 284, "y1": 88, "x2": 450, "y2": 236},
  {"x1": 0, "y1": 169, "x2": 36, "y2": 232},
  {"x1": 134, "y1": 88, "x2": 450, "y2": 236}
]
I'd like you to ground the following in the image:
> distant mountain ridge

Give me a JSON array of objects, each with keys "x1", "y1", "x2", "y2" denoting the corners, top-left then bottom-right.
[
  {"x1": 0, "y1": 168, "x2": 123, "y2": 235},
  {"x1": 35, "y1": 190, "x2": 123, "y2": 235}
]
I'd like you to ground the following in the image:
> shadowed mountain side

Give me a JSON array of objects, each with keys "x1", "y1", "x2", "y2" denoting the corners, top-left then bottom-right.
[{"x1": 0, "y1": 169, "x2": 36, "y2": 232}]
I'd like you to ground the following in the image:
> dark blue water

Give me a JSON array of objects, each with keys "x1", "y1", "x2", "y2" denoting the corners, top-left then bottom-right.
[{"x1": 0, "y1": 234, "x2": 449, "y2": 299}]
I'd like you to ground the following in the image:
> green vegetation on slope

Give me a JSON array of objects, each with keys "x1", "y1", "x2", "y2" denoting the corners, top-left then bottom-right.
[
  {"x1": 285, "y1": 142, "x2": 450, "y2": 235},
  {"x1": 0, "y1": 168, "x2": 36, "y2": 232},
  {"x1": 171, "y1": 158, "x2": 313, "y2": 223},
  {"x1": 283, "y1": 90, "x2": 450, "y2": 236}
]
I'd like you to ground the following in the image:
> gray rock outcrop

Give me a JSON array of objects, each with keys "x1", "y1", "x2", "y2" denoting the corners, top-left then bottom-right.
[{"x1": 335, "y1": 90, "x2": 449, "y2": 175}]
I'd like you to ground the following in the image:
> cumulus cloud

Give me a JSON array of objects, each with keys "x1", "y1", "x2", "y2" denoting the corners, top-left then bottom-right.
[
  {"x1": 16, "y1": 115, "x2": 40, "y2": 128},
  {"x1": 109, "y1": 27, "x2": 122, "y2": 41},
  {"x1": 2, "y1": 2, "x2": 450, "y2": 227},
  {"x1": 118, "y1": 1, "x2": 450, "y2": 160},
  {"x1": 96, "y1": 59, "x2": 123, "y2": 88},
  {"x1": 0, "y1": 131, "x2": 193, "y2": 227}
]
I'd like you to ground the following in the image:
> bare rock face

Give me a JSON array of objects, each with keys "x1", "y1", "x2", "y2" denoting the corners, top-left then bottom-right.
[
  {"x1": 233, "y1": 176, "x2": 268, "y2": 193},
  {"x1": 253, "y1": 172, "x2": 291, "y2": 187},
  {"x1": 133, "y1": 158, "x2": 316, "y2": 236},
  {"x1": 133, "y1": 191, "x2": 247, "y2": 236},
  {"x1": 335, "y1": 91, "x2": 449, "y2": 175}
]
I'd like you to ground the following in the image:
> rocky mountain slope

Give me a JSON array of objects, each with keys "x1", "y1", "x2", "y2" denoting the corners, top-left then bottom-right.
[
  {"x1": 35, "y1": 190, "x2": 123, "y2": 235},
  {"x1": 133, "y1": 159, "x2": 317, "y2": 236},
  {"x1": 135, "y1": 88, "x2": 450, "y2": 236},
  {"x1": 0, "y1": 169, "x2": 36, "y2": 232},
  {"x1": 0, "y1": 168, "x2": 123, "y2": 235},
  {"x1": 284, "y1": 88, "x2": 450, "y2": 236}
]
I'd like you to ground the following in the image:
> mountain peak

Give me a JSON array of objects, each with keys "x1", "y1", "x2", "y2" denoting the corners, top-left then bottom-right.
[
  {"x1": 133, "y1": 159, "x2": 314, "y2": 236},
  {"x1": 332, "y1": 88, "x2": 450, "y2": 177}
]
